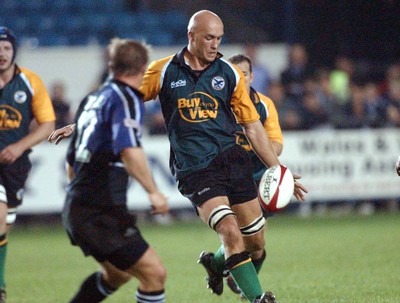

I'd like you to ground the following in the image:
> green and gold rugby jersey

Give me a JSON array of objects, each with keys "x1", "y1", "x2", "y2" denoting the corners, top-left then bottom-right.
[
  {"x1": 235, "y1": 87, "x2": 283, "y2": 181},
  {"x1": 141, "y1": 47, "x2": 260, "y2": 180},
  {"x1": 0, "y1": 66, "x2": 55, "y2": 151}
]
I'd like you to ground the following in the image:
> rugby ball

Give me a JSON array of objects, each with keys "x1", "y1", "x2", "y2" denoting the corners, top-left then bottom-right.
[{"x1": 258, "y1": 164, "x2": 295, "y2": 212}]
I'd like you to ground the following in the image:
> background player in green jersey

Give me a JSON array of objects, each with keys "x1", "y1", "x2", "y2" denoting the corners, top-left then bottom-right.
[{"x1": 0, "y1": 26, "x2": 56, "y2": 303}]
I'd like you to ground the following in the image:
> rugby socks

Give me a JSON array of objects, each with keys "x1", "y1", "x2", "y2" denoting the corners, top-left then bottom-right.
[
  {"x1": 225, "y1": 251, "x2": 263, "y2": 302},
  {"x1": 135, "y1": 289, "x2": 165, "y2": 303},
  {"x1": 0, "y1": 234, "x2": 7, "y2": 289},
  {"x1": 211, "y1": 245, "x2": 226, "y2": 274},
  {"x1": 69, "y1": 272, "x2": 115, "y2": 303},
  {"x1": 253, "y1": 249, "x2": 267, "y2": 273}
]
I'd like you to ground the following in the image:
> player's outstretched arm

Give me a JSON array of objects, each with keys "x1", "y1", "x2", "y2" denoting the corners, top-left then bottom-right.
[
  {"x1": 47, "y1": 124, "x2": 76, "y2": 145},
  {"x1": 121, "y1": 147, "x2": 169, "y2": 215}
]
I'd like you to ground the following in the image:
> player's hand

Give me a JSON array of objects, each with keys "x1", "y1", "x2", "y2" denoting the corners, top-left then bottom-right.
[
  {"x1": 148, "y1": 191, "x2": 169, "y2": 215},
  {"x1": 293, "y1": 173, "x2": 308, "y2": 202},
  {"x1": 0, "y1": 143, "x2": 25, "y2": 164},
  {"x1": 47, "y1": 124, "x2": 75, "y2": 145},
  {"x1": 396, "y1": 155, "x2": 400, "y2": 176}
]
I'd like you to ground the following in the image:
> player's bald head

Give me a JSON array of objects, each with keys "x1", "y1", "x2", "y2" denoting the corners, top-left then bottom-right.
[{"x1": 187, "y1": 10, "x2": 223, "y2": 33}]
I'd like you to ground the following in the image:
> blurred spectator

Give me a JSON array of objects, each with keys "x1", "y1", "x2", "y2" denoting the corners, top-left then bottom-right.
[
  {"x1": 145, "y1": 101, "x2": 167, "y2": 135},
  {"x1": 243, "y1": 44, "x2": 271, "y2": 94},
  {"x1": 383, "y1": 79, "x2": 400, "y2": 127},
  {"x1": 363, "y1": 81, "x2": 388, "y2": 127},
  {"x1": 315, "y1": 68, "x2": 344, "y2": 128},
  {"x1": 268, "y1": 80, "x2": 304, "y2": 130},
  {"x1": 340, "y1": 84, "x2": 368, "y2": 129},
  {"x1": 379, "y1": 62, "x2": 400, "y2": 95},
  {"x1": 330, "y1": 55, "x2": 354, "y2": 104},
  {"x1": 280, "y1": 43, "x2": 314, "y2": 101},
  {"x1": 50, "y1": 81, "x2": 73, "y2": 129},
  {"x1": 301, "y1": 91, "x2": 330, "y2": 130}
]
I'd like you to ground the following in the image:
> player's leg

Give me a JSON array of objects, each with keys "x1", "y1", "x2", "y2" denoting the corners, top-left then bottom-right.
[
  {"x1": 66, "y1": 201, "x2": 166, "y2": 303},
  {"x1": 225, "y1": 198, "x2": 268, "y2": 296},
  {"x1": 0, "y1": 156, "x2": 31, "y2": 303},
  {"x1": 124, "y1": 246, "x2": 166, "y2": 303},
  {"x1": 232, "y1": 198, "x2": 266, "y2": 268},
  {"x1": 0, "y1": 200, "x2": 7, "y2": 303},
  {"x1": 197, "y1": 197, "x2": 264, "y2": 302},
  {"x1": 68, "y1": 263, "x2": 129, "y2": 303}
]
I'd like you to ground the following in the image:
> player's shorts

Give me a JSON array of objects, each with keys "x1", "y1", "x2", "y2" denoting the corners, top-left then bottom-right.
[
  {"x1": 178, "y1": 145, "x2": 258, "y2": 208},
  {"x1": 62, "y1": 198, "x2": 149, "y2": 271},
  {"x1": 0, "y1": 153, "x2": 32, "y2": 207}
]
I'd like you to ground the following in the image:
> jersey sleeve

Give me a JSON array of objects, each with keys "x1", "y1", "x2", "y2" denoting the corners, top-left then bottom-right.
[
  {"x1": 110, "y1": 93, "x2": 142, "y2": 155},
  {"x1": 229, "y1": 66, "x2": 260, "y2": 124},
  {"x1": 140, "y1": 55, "x2": 173, "y2": 101},
  {"x1": 21, "y1": 68, "x2": 56, "y2": 123},
  {"x1": 259, "y1": 93, "x2": 283, "y2": 145}
]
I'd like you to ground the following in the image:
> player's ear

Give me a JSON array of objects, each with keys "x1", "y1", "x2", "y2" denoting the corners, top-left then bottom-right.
[{"x1": 250, "y1": 72, "x2": 255, "y2": 84}]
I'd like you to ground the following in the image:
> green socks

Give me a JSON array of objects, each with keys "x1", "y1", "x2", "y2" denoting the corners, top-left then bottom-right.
[
  {"x1": 225, "y1": 252, "x2": 263, "y2": 302},
  {"x1": 0, "y1": 234, "x2": 8, "y2": 289}
]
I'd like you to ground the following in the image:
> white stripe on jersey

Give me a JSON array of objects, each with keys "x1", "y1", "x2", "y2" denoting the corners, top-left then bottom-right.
[
  {"x1": 221, "y1": 58, "x2": 241, "y2": 86},
  {"x1": 111, "y1": 83, "x2": 141, "y2": 147},
  {"x1": 258, "y1": 95, "x2": 270, "y2": 118},
  {"x1": 19, "y1": 72, "x2": 34, "y2": 95}
]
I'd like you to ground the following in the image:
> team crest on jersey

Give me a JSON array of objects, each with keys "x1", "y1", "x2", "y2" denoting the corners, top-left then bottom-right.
[
  {"x1": 177, "y1": 91, "x2": 219, "y2": 123},
  {"x1": 14, "y1": 91, "x2": 27, "y2": 104},
  {"x1": 0, "y1": 105, "x2": 22, "y2": 129},
  {"x1": 212, "y1": 76, "x2": 225, "y2": 90}
]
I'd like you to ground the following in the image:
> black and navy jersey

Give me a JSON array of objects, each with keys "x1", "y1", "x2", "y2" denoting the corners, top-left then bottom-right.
[
  {"x1": 0, "y1": 66, "x2": 55, "y2": 151},
  {"x1": 235, "y1": 87, "x2": 283, "y2": 181},
  {"x1": 141, "y1": 47, "x2": 260, "y2": 180},
  {"x1": 66, "y1": 79, "x2": 144, "y2": 205}
]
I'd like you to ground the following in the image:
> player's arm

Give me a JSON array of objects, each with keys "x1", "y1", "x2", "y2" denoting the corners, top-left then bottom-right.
[
  {"x1": 261, "y1": 95, "x2": 283, "y2": 156},
  {"x1": 120, "y1": 147, "x2": 169, "y2": 215},
  {"x1": 0, "y1": 121, "x2": 55, "y2": 164},
  {"x1": 241, "y1": 120, "x2": 280, "y2": 168}
]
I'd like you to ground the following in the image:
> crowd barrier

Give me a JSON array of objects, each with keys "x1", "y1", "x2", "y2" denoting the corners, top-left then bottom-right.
[{"x1": 20, "y1": 128, "x2": 400, "y2": 214}]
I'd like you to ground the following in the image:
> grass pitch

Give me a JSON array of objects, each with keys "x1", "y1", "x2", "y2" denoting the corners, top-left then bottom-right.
[{"x1": 7, "y1": 212, "x2": 400, "y2": 303}]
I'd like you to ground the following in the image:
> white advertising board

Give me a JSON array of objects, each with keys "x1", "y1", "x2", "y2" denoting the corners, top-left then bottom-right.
[{"x1": 19, "y1": 129, "x2": 400, "y2": 214}]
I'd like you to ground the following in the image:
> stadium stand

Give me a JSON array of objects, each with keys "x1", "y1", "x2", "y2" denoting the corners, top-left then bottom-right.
[{"x1": 0, "y1": 0, "x2": 188, "y2": 47}]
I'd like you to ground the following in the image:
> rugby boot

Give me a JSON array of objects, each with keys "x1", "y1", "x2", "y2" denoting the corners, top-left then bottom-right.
[
  {"x1": 253, "y1": 291, "x2": 277, "y2": 303},
  {"x1": 197, "y1": 251, "x2": 223, "y2": 295}
]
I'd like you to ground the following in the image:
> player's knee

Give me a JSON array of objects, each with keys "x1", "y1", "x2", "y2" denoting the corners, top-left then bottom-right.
[
  {"x1": 207, "y1": 205, "x2": 236, "y2": 230},
  {"x1": 142, "y1": 264, "x2": 167, "y2": 289},
  {"x1": 103, "y1": 269, "x2": 132, "y2": 288}
]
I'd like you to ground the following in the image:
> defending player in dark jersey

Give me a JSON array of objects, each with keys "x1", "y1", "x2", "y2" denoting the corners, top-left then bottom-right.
[
  {"x1": 62, "y1": 38, "x2": 169, "y2": 303},
  {"x1": 0, "y1": 26, "x2": 55, "y2": 303}
]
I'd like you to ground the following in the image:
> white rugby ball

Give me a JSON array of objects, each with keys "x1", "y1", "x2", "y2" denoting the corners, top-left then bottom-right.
[{"x1": 258, "y1": 164, "x2": 295, "y2": 212}]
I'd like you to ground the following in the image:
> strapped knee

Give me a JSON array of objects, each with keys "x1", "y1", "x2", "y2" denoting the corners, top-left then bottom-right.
[
  {"x1": 207, "y1": 205, "x2": 236, "y2": 230},
  {"x1": 240, "y1": 215, "x2": 265, "y2": 236}
]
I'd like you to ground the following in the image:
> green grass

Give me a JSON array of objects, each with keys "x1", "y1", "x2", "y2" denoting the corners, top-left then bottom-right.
[{"x1": 6, "y1": 213, "x2": 400, "y2": 303}]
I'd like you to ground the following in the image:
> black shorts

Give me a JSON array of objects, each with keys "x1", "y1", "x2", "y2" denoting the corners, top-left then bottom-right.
[
  {"x1": 178, "y1": 145, "x2": 258, "y2": 208},
  {"x1": 0, "y1": 153, "x2": 32, "y2": 207},
  {"x1": 62, "y1": 198, "x2": 149, "y2": 271}
]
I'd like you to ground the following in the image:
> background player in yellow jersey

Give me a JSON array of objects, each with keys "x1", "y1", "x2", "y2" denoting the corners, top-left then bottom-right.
[
  {"x1": 225, "y1": 53, "x2": 307, "y2": 297},
  {"x1": 0, "y1": 26, "x2": 56, "y2": 302}
]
